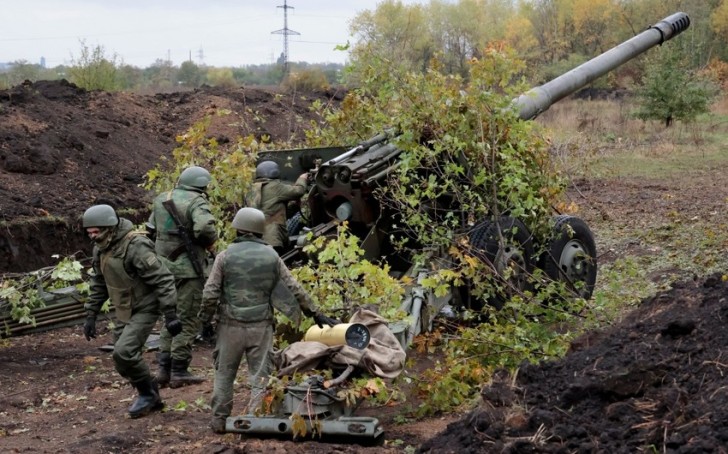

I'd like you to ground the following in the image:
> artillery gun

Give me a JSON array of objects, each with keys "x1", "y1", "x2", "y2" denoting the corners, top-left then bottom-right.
[
  {"x1": 233, "y1": 12, "x2": 691, "y2": 443},
  {"x1": 257, "y1": 12, "x2": 692, "y2": 347}
]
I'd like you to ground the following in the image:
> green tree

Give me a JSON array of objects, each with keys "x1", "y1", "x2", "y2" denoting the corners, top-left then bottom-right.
[
  {"x1": 348, "y1": 0, "x2": 434, "y2": 80},
  {"x1": 282, "y1": 67, "x2": 330, "y2": 92},
  {"x1": 633, "y1": 47, "x2": 717, "y2": 127},
  {"x1": 524, "y1": 0, "x2": 573, "y2": 65},
  {"x1": 206, "y1": 67, "x2": 237, "y2": 88},
  {"x1": 144, "y1": 58, "x2": 176, "y2": 91},
  {"x1": 503, "y1": 12, "x2": 540, "y2": 62},
  {"x1": 231, "y1": 64, "x2": 285, "y2": 85},
  {"x1": 571, "y1": 0, "x2": 622, "y2": 55},
  {"x1": 349, "y1": 0, "x2": 521, "y2": 80},
  {"x1": 177, "y1": 60, "x2": 204, "y2": 88},
  {"x1": 68, "y1": 41, "x2": 122, "y2": 91},
  {"x1": 711, "y1": 0, "x2": 728, "y2": 38},
  {"x1": 115, "y1": 64, "x2": 144, "y2": 90},
  {"x1": 1, "y1": 60, "x2": 44, "y2": 88}
]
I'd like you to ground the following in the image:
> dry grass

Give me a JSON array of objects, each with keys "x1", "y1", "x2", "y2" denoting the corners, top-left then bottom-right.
[
  {"x1": 534, "y1": 95, "x2": 728, "y2": 179},
  {"x1": 710, "y1": 95, "x2": 728, "y2": 115}
]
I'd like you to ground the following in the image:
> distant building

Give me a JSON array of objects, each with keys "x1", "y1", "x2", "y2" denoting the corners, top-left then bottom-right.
[{"x1": 40, "y1": 57, "x2": 46, "y2": 68}]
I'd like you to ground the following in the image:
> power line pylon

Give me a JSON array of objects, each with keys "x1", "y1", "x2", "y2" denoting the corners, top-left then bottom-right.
[{"x1": 271, "y1": 0, "x2": 300, "y2": 76}]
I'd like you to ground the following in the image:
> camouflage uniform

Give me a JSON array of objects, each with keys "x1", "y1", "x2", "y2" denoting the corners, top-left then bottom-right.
[
  {"x1": 245, "y1": 175, "x2": 307, "y2": 249},
  {"x1": 85, "y1": 218, "x2": 177, "y2": 384},
  {"x1": 199, "y1": 233, "x2": 318, "y2": 427},
  {"x1": 148, "y1": 183, "x2": 217, "y2": 385}
]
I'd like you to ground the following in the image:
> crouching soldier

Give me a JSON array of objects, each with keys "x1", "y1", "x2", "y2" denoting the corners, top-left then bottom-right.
[
  {"x1": 198, "y1": 207, "x2": 338, "y2": 433},
  {"x1": 81, "y1": 204, "x2": 183, "y2": 419}
]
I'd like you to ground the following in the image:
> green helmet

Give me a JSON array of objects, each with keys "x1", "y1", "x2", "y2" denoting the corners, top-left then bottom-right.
[
  {"x1": 256, "y1": 161, "x2": 280, "y2": 179},
  {"x1": 179, "y1": 166, "x2": 212, "y2": 189},
  {"x1": 232, "y1": 207, "x2": 265, "y2": 235},
  {"x1": 83, "y1": 204, "x2": 119, "y2": 228}
]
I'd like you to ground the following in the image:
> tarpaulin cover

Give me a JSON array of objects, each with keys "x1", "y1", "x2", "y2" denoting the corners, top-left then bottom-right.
[{"x1": 275, "y1": 309, "x2": 406, "y2": 379}]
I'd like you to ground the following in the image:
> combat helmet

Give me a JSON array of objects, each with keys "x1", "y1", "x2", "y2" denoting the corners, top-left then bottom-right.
[
  {"x1": 255, "y1": 161, "x2": 280, "y2": 179},
  {"x1": 179, "y1": 166, "x2": 212, "y2": 189},
  {"x1": 232, "y1": 207, "x2": 265, "y2": 235},
  {"x1": 83, "y1": 204, "x2": 119, "y2": 228}
]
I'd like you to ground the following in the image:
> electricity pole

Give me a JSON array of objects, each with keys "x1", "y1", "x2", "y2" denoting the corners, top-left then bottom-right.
[{"x1": 271, "y1": 0, "x2": 300, "y2": 76}]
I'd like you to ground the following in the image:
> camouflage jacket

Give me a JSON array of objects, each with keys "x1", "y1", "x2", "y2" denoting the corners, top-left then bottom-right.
[
  {"x1": 148, "y1": 185, "x2": 218, "y2": 278},
  {"x1": 85, "y1": 218, "x2": 177, "y2": 321},
  {"x1": 245, "y1": 176, "x2": 306, "y2": 248},
  {"x1": 199, "y1": 234, "x2": 316, "y2": 325}
]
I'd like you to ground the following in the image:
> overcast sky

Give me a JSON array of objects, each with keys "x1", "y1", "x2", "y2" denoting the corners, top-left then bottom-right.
[{"x1": 1, "y1": 1, "x2": 422, "y2": 68}]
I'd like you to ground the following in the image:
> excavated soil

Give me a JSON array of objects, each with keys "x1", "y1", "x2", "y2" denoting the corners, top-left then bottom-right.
[
  {"x1": 2, "y1": 80, "x2": 728, "y2": 453},
  {"x1": 419, "y1": 274, "x2": 728, "y2": 453},
  {"x1": 0, "y1": 79, "x2": 344, "y2": 273}
]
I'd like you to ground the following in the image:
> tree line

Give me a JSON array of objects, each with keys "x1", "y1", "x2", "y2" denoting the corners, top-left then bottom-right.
[
  {"x1": 347, "y1": 0, "x2": 726, "y2": 86},
  {"x1": 1, "y1": 0, "x2": 723, "y2": 117},
  {"x1": 0, "y1": 41, "x2": 343, "y2": 92}
]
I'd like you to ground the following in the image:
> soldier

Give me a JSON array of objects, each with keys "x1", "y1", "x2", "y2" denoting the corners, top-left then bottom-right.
[
  {"x1": 148, "y1": 165, "x2": 218, "y2": 388},
  {"x1": 198, "y1": 207, "x2": 338, "y2": 434},
  {"x1": 245, "y1": 160, "x2": 308, "y2": 254},
  {"x1": 81, "y1": 204, "x2": 182, "y2": 419}
]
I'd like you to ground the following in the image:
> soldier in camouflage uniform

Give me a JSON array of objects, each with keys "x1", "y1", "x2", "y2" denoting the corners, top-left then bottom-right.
[
  {"x1": 82, "y1": 204, "x2": 182, "y2": 419},
  {"x1": 148, "y1": 165, "x2": 218, "y2": 388},
  {"x1": 245, "y1": 160, "x2": 308, "y2": 254},
  {"x1": 198, "y1": 207, "x2": 339, "y2": 434}
]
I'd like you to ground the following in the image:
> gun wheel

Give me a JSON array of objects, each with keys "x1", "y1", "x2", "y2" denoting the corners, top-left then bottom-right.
[
  {"x1": 287, "y1": 211, "x2": 305, "y2": 236},
  {"x1": 470, "y1": 216, "x2": 534, "y2": 309},
  {"x1": 542, "y1": 215, "x2": 597, "y2": 300}
]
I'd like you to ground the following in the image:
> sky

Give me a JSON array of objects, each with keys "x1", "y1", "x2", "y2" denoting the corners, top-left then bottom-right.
[{"x1": 0, "y1": 1, "x2": 415, "y2": 68}]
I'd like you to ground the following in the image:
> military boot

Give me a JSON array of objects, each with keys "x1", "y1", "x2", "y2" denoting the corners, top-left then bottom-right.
[
  {"x1": 210, "y1": 417, "x2": 226, "y2": 434},
  {"x1": 169, "y1": 358, "x2": 205, "y2": 388},
  {"x1": 128, "y1": 377, "x2": 164, "y2": 419},
  {"x1": 155, "y1": 351, "x2": 172, "y2": 388}
]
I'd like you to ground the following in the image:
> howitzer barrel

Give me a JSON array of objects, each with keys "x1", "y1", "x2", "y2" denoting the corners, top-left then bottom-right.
[{"x1": 513, "y1": 12, "x2": 690, "y2": 120}]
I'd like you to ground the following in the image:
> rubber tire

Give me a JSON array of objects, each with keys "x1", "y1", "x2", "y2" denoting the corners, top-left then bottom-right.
[
  {"x1": 462, "y1": 220, "x2": 492, "y2": 311},
  {"x1": 469, "y1": 220, "x2": 491, "y2": 254},
  {"x1": 287, "y1": 212, "x2": 305, "y2": 236},
  {"x1": 541, "y1": 215, "x2": 597, "y2": 300},
  {"x1": 470, "y1": 216, "x2": 534, "y2": 310}
]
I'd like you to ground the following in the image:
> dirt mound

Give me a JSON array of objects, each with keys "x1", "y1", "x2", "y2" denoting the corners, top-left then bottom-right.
[
  {"x1": 419, "y1": 273, "x2": 728, "y2": 453},
  {"x1": 0, "y1": 80, "x2": 344, "y2": 272}
]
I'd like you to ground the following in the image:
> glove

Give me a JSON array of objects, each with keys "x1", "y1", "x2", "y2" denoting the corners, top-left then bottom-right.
[
  {"x1": 83, "y1": 313, "x2": 97, "y2": 341},
  {"x1": 164, "y1": 312, "x2": 183, "y2": 337},
  {"x1": 144, "y1": 222, "x2": 156, "y2": 241},
  {"x1": 313, "y1": 313, "x2": 340, "y2": 329}
]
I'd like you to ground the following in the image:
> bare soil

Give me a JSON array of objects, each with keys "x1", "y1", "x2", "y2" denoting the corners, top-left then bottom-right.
[
  {"x1": 419, "y1": 274, "x2": 728, "y2": 453},
  {"x1": 0, "y1": 80, "x2": 344, "y2": 272},
  {"x1": 0, "y1": 328, "x2": 456, "y2": 453},
  {"x1": 2, "y1": 80, "x2": 728, "y2": 453}
]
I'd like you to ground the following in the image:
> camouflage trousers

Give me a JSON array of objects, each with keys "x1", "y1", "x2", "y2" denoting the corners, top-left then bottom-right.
[
  {"x1": 210, "y1": 320, "x2": 274, "y2": 420},
  {"x1": 111, "y1": 308, "x2": 159, "y2": 383},
  {"x1": 159, "y1": 277, "x2": 203, "y2": 362}
]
